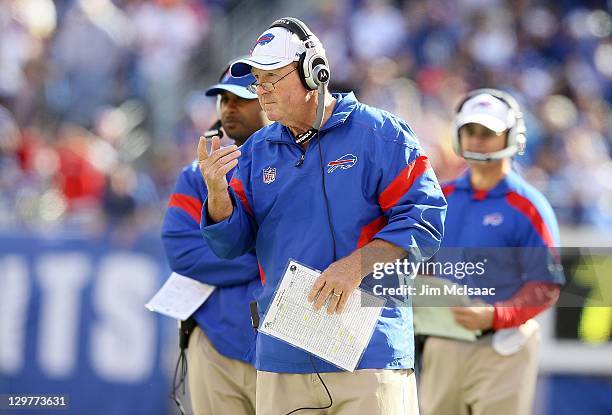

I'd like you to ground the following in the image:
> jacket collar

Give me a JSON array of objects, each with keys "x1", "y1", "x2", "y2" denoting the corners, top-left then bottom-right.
[
  {"x1": 455, "y1": 169, "x2": 515, "y2": 200},
  {"x1": 265, "y1": 92, "x2": 358, "y2": 144}
]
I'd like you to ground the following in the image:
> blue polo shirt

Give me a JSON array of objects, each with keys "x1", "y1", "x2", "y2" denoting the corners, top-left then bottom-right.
[{"x1": 437, "y1": 169, "x2": 565, "y2": 302}]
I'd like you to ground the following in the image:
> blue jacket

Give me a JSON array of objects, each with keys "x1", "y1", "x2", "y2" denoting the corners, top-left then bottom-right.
[
  {"x1": 438, "y1": 170, "x2": 565, "y2": 302},
  {"x1": 201, "y1": 92, "x2": 447, "y2": 373},
  {"x1": 162, "y1": 161, "x2": 261, "y2": 363}
]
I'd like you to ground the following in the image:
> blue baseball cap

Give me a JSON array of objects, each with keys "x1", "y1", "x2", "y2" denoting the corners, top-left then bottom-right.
[{"x1": 205, "y1": 65, "x2": 257, "y2": 99}]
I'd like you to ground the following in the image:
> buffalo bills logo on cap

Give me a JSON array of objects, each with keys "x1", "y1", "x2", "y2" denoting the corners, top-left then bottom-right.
[
  {"x1": 327, "y1": 154, "x2": 357, "y2": 174},
  {"x1": 255, "y1": 33, "x2": 275, "y2": 46}
]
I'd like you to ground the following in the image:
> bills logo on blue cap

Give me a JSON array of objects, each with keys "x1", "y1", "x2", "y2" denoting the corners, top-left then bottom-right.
[{"x1": 255, "y1": 33, "x2": 275, "y2": 46}]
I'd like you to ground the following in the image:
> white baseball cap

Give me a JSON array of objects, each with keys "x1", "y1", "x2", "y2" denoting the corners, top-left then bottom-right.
[
  {"x1": 231, "y1": 27, "x2": 310, "y2": 77},
  {"x1": 455, "y1": 93, "x2": 515, "y2": 133}
]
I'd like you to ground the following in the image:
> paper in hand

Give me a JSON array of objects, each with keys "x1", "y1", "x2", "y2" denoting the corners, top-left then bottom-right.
[{"x1": 145, "y1": 272, "x2": 215, "y2": 321}]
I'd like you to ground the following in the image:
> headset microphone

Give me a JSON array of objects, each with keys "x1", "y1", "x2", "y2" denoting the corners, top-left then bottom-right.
[
  {"x1": 462, "y1": 146, "x2": 521, "y2": 163},
  {"x1": 294, "y1": 65, "x2": 329, "y2": 145},
  {"x1": 203, "y1": 120, "x2": 224, "y2": 139}
]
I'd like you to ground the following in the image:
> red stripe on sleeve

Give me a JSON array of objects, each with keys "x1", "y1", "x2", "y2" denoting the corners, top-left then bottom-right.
[
  {"x1": 168, "y1": 193, "x2": 202, "y2": 223},
  {"x1": 442, "y1": 184, "x2": 456, "y2": 197},
  {"x1": 357, "y1": 216, "x2": 388, "y2": 248},
  {"x1": 493, "y1": 304, "x2": 547, "y2": 330},
  {"x1": 379, "y1": 155, "x2": 430, "y2": 212},
  {"x1": 493, "y1": 281, "x2": 560, "y2": 329},
  {"x1": 506, "y1": 191, "x2": 557, "y2": 256},
  {"x1": 258, "y1": 262, "x2": 266, "y2": 285},
  {"x1": 229, "y1": 177, "x2": 253, "y2": 216}
]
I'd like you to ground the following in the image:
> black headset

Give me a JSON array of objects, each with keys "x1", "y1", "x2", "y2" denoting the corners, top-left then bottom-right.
[
  {"x1": 268, "y1": 17, "x2": 330, "y2": 91},
  {"x1": 453, "y1": 88, "x2": 527, "y2": 160}
]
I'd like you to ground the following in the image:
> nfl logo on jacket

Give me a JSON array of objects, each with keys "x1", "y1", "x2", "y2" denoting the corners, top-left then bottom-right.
[{"x1": 263, "y1": 166, "x2": 276, "y2": 184}]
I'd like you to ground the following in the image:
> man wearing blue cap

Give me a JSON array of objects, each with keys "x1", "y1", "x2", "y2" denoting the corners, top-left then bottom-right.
[{"x1": 161, "y1": 61, "x2": 269, "y2": 415}]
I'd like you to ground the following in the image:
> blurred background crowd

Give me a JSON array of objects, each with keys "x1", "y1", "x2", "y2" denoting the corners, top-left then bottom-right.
[
  {"x1": 0, "y1": 0, "x2": 610, "y2": 233},
  {"x1": 1, "y1": 2, "x2": 610, "y2": 413}
]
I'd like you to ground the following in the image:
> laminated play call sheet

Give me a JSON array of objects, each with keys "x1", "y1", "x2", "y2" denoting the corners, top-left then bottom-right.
[{"x1": 260, "y1": 260, "x2": 385, "y2": 371}]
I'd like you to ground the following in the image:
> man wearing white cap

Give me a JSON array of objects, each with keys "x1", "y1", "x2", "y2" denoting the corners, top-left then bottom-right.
[
  {"x1": 161, "y1": 62, "x2": 269, "y2": 415},
  {"x1": 198, "y1": 17, "x2": 446, "y2": 415},
  {"x1": 418, "y1": 89, "x2": 565, "y2": 415}
]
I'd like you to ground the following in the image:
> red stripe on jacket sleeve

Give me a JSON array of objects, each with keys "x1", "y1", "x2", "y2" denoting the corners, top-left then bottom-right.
[
  {"x1": 357, "y1": 216, "x2": 388, "y2": 249},
  {"x1": 168, "y1": 193, "x2": 202, "y2": 223},
  {"x1": 229, "y1": 177, "x2": 253, "y2": 216},
  {"x1": 356, "y1": 155, "x2": 430, "y2": 249},
  {"x1": 506, "y1": 191, "x2": 556, "y2": 255},
  {"x1": 379, "y1": 155, "x2": 430, "y2": 212},
  {"x1": 258, "y1": 262, "x2": 266, "y2": 285},
  {"x1": 493, "y1": 281, "x2": 561, "y2": 329}
]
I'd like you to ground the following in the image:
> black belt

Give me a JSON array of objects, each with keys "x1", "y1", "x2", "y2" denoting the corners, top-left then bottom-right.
[{"x1": 476, "y1": 329, "x2": 496, "y2": 338}]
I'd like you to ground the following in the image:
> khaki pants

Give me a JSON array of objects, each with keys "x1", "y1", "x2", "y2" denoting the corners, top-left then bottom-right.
[
  {"x1": 419, "y1": 326, "x2": 540, "y2": 415},
  {"x1": 256, "y1": 368, "x2": 419, "y2": 415},
  {"x1": 186, "y1": 326, "x2": 256, "y2": 415}
]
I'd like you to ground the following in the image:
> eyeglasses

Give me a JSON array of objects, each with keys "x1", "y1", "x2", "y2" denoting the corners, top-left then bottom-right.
[{"x1": 247, "y1": 68, "x2": 297, "y2": 94}]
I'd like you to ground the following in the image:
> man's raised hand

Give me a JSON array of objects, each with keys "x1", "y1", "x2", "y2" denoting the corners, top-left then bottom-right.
[
  {"x1": 197, "y1": 135, "x2": 240, "y2": 223},
  {"x1": 197, "y1": 135, "x2": 241, "y2": 194}
]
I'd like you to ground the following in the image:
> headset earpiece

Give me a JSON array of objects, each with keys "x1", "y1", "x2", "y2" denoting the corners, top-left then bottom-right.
[
  {"x1": 269, "y1": 17, "x2": 330, "y2": 90},
  {"x1": 296, "y1": 50, "x2": 310, "y2": 90}
]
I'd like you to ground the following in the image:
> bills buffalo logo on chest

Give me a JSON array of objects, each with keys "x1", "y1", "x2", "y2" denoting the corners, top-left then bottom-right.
[
  {"x1": 482, "y1": 212, "x2": 504, "y2": 226},
  {"x1": 327, "y1": 154, "x2": 357, "y2": 174}
]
